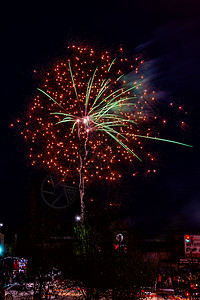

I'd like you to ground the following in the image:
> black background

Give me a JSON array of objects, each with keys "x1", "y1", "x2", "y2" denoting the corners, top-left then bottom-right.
[{"x1": 1, "y1": 0, "x2": 200, "y2": 234}]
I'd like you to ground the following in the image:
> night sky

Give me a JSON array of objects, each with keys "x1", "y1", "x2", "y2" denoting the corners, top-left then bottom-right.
[{"x1": 1, "y1": 0, "x2": 200, "y2": 234}]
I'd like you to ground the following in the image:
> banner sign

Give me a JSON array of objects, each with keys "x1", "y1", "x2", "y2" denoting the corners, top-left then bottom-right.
[{"x1": 184, "y1": 234, "x2": 200, "y2": 257}]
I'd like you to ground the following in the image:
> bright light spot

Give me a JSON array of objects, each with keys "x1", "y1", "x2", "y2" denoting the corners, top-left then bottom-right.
[{"x1": 75, "y1": 215, "x2": 81, "y2": 222}]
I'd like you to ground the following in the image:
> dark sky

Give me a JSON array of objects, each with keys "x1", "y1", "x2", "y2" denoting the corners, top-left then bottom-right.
[{"x1": 1, "y1": 0, "x2": 200, "y2": 234}]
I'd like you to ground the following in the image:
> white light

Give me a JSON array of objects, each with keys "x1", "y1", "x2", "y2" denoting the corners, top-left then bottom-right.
[
  {"x1": 75, "y1": 215, "x2": 81, "y2": 222},
  {"x1": 0, "y1": 223, "x2": 3, "y2": 227}
]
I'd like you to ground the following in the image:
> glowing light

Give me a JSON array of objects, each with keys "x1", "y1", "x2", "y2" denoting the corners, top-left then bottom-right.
[
  {"x1": 75, "y1": 215, "x2": 81, "y2": 222},
  {"x1": 0, "y1": 245, "x2": 3, "y2": 256}
]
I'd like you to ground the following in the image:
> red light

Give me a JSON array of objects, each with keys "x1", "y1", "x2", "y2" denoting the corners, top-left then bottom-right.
[{"x1": 113, "y1": 244, "x2": 118, "y2": 250}]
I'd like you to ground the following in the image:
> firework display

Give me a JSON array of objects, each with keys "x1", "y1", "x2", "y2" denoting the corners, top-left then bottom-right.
[{"x1": 16, "y1": 45, "x2": 192, "y2": 215}]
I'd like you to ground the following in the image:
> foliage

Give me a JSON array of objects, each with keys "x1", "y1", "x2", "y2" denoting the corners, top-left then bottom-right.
[{"x1": 72, "y1": 218, "x2": 157, "y2": 299}]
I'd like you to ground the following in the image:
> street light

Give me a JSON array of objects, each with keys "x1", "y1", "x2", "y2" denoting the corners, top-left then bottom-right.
[{"x1": 75, "y1": 215, "x2": 81, "y2": 222}]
